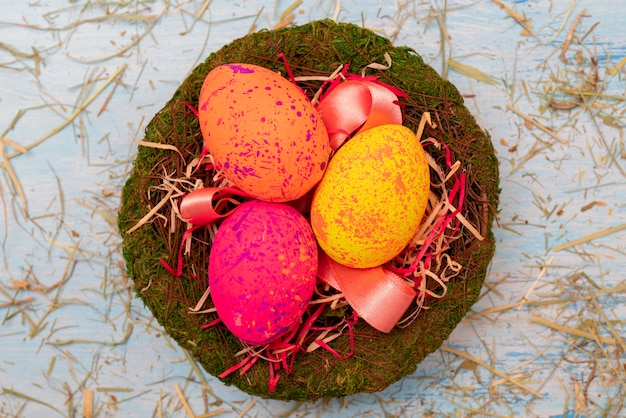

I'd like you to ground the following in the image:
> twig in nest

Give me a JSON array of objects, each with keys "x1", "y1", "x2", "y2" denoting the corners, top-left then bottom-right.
[{"x1": 126, "y1": 188, "x2": 174, "y2": 234}]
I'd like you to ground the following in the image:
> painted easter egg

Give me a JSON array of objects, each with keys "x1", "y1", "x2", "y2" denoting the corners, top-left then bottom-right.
[
  {"x1": 209, "y1": 200, "x2": 318, "y2": 346},
  {"x1": 310, "y1": 124, "x2": 430, "y2": 268},
  {"x1": 198, "y1": 63, "x2": 330, "y2": 202}
]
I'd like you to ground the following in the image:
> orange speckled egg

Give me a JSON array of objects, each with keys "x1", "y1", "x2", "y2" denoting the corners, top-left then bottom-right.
[
  {"x1": 310, "y1": 124, "x2": 430, "y2": 268},
  {"x1": 198, "y1": 63, "x2": 330, "y2": 202}
]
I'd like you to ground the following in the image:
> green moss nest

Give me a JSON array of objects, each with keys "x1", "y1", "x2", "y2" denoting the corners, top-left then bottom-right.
[{"x1": 118, "y1": 19, "x2": 499, "y2": 401}]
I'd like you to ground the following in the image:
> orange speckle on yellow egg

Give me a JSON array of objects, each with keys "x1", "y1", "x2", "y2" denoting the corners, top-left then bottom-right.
[{"x1": 311, "y1": 124, "x2": 430, "y2": 268}]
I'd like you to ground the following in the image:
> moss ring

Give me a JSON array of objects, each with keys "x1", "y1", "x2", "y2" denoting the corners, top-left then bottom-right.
[{"x1": 118, "y1": 19, "x2": 499, "y2": 401}]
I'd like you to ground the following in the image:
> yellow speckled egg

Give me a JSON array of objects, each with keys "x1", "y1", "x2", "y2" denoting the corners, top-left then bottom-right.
[
  {"x1": 310, "y1": 124, "x2": 430, "y2": 268},
  {"x1": 198, "y1": 63, "x2": 330, "y2": 202}
]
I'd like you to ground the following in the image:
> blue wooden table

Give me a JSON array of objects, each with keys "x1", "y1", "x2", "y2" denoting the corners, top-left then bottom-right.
[{"x1": 1, "y1": 1, "x2": 625, "y2": 416}]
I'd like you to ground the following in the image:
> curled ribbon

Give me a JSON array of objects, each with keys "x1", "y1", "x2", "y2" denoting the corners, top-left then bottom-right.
[
  {"x1": 180, "y1": 186, "x2": 249, "y2": 224},
  {"x1": 316, "y1": 79, "x2": 403, "y2": 150},
  {"x1": 317, "y1": 251, "x2": 416, "y2": 333},
  {"x1": 161, "y1": 186, "x2": 249, "y2": 277}
]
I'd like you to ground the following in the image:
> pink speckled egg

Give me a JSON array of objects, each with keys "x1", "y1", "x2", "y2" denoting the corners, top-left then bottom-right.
[
  {"x1": 208, "y1": 200, "x2": 318, "y2": 345},
  {"x1": 198, "y1": 63, "x2": 330, "y2": 202}
]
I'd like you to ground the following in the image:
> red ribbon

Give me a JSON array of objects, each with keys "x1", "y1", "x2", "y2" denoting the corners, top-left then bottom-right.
[
  {"x1": 215, "y1": 301, "x2": 357, "y2": 391},
  {"x1": 316, "y1": 79, "x2": 403, "y2": 150},
  {"x1": 317, "y1": 251, "x2": 416, "y2": 333},
  {"x1": 386, "y1": 142, "x2": 467, "y2": 278}
]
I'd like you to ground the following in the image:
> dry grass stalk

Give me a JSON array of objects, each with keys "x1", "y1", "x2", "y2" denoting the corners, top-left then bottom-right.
[
  {"x1": 83, "y1": 388, "x2": 94, "y2": 418},
  {"x1": 196, "y1": 407, "x2": 227, "y2": 417},
  {"x1": 553, "y1": 223, "x2": 626, "y2": 252},
  {"x1": 506, "y1": 104, "x2": 568, "y2": 144},
  {"x1": 470, "y1": 280, "x2": 626, "y2": 320},
  {"x1": 0, "y1": 296, "x2": 35, "y2": 309},
  {"x1": 560, "y1": 8, "x2": 587, "y2": 63},
  {"x1": 181, "y1": 349, "x2": 223, "y2": 405},
  {"x1": 491, "y1": 0, "x2": 534, "y2": 35},
  {"x1": 174, "y1": 382, "x2": 196, "y2": 418},
  {"x1": 608, "y1": 56, "x2": 626, "y2": 76},
  {"x1": 237, "y1": 399, "x2": 256, "y2": 417},
  {"x1": 440, "y1": 345, "x2": 541, "y2": 397},
  {"x1": 274, "y1": 0, "x2": 302, "y2": 29},
  {"x1": 331, "y1": 0, "x2": 342, "y2": 22},
  {"x1": 588, "y1": 297, "x2": 626, "y2": 353},
  {"x1": 46, "y1": 322, "x2": 133, "y2": 346},
  {"x1": 247, "y1": 8, "x2": 264, "y2": 34},
  {"x1": 3, "y1": 63, "x2": 127, "y2": 162},
  {"x1": 1, "y1": 388, "x2": 62, "y2": 414},
  {"x1": 97, "y1": 67, "x2": 126, "y2": 116},
  {"x1": 0, "y1": 138, "x2": 28, "y2": 217},
  {"x1": 573, "y1": 379, "x2": 588, "y2": 416},
  {"x1": 529, "y1": 316, "x2": 616, "y2": 345},
  {"x1": 279, "y1": 0, "x2": 302, "y2": 22},
  {"x1": 0, "y1": 136, "x2": 27, "y2": 153},
  {"x1": 26, "y1": 242, "x2": 79, "y2": 338},
  {"x1": 520, "y1": 255, "x2": 555, "y2": 304},
  {"x1": 447, "y1": 58, "x2": 499, "y2": 85},
  {"x1": 195, "y1": 0, "x2": 213, "y2": 19}
]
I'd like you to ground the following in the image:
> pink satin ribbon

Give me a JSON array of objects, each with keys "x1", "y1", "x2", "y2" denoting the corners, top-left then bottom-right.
[
  {"x1": 180, "y1": 186, "x2": 249, "y2": 224},
  {"x1": 161, "y1": 187, "x2": 250, "y2": 277},
  {"x1": 316, "y1": 79, "x2": 403, "y2": 150},
  {"x1": 317, "y1": 251, "x2": 416, "y2": 333}
]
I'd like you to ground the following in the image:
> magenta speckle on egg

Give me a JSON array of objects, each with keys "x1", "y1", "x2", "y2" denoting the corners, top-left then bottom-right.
[
  {"x1": 198, "y1": 63, "x2": 330, "y2": 202},
  {"x1": 208, "y1": 201, "x2": 318, "y2": 346},
  {"x1": 226, "y1": 64, "x2": 255, "y2": 74}
]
